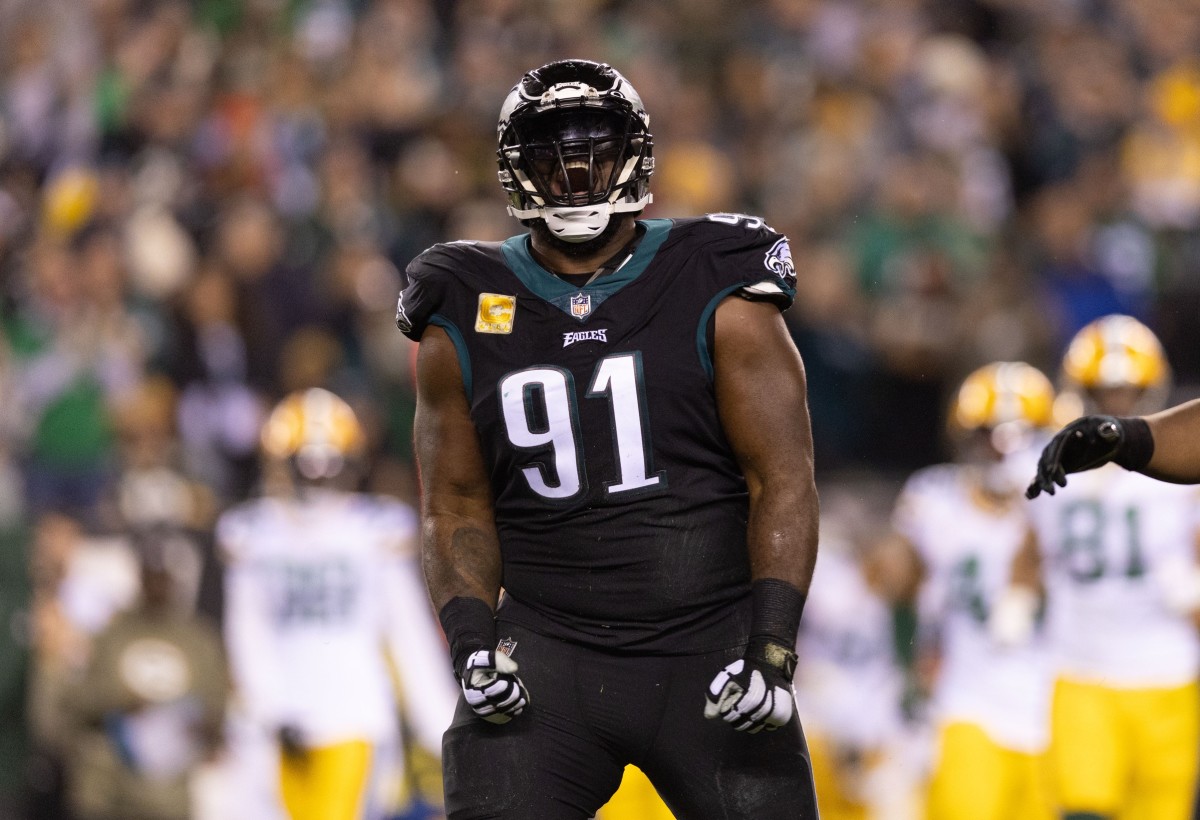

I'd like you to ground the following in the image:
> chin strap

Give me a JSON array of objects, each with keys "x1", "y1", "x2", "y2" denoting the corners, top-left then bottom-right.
[{"x1": 508, "y1": 193, "x2": 653, "y2": 243}]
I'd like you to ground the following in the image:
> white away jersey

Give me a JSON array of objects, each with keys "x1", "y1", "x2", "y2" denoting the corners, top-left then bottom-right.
[
  {"x1": 1025, "y1": 464, "x2": 1200, "y2": 688},
  {"x1": 795, "y1": 543, "x2": 905, "y2": 750},
  {"x1": 219, "y1": 491, "x2": 457, "y2": 748},
  {"x1": 894, "y1": 464, "x2": 1051, "y2": 752}
]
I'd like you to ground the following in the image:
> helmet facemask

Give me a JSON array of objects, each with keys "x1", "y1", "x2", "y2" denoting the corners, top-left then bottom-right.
[{"x1": 497, "y1": 61, "x2": 654, "y2": 245}]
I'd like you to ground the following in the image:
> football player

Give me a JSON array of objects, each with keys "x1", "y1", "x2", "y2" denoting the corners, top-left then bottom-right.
[
  {"x1": 219, "y1": 388, "x2": 458, "y2": 820},
  {"x1": 794, "y1": 514, "x2": 921, "y2": 820},
  {"x1": 887, "y1": 362, "x2": 1058, "y2": 820},
  {"x1": 1019, "y1": 316, "x2": 1200, "y2": 820},
  {"x1": 398, "y1": 60, "x2": 820, "y2": 818}
]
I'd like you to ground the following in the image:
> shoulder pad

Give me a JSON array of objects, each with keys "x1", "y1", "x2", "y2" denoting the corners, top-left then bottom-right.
[
  {"x1": 893, "y1": 464, "x2": 959, "y2": 530},
  {"x1": 672, "y1": 215, "x2": 796, "y2": 309},
  {"x1": 396, "y1": 241, "x2": 501, "y2": 340},
  {"x1": 898, "y1": 464, "x2": 961, "y2": 507},
  {"x1": 215, "y1": 498, "x2": 278, "y2": 563}
]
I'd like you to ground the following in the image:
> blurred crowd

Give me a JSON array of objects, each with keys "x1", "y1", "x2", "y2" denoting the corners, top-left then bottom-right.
[{"x1": 3, "y1": 0, "x2": 1200, "y2": 817}]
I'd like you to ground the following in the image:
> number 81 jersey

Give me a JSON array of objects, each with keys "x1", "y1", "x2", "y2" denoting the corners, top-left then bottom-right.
[
  {"x1": 1025, "y1": 465, "x2": 1200, "y2": 688},
  {"x1": 397, "y1": 216, "x2": 797, "y2": 653}
]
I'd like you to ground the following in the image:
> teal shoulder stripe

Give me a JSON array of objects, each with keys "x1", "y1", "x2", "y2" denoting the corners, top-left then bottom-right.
[
  {"x1": 500, "y1": 219, "x2": 674, "y2": 303},
  {"x1": 695, "y1": 284, "x2": 748, "y2": 381},
  {"x1": 428, "y1": 314, "x2": 472, "y2": 400}
]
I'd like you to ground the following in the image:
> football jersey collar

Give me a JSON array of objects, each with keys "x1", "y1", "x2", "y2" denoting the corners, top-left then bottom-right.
[{"x1": 500, "y1": 218, "x2": 672, "y2": 309}]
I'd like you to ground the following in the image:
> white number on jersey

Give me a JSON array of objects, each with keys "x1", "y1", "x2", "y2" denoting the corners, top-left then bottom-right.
[{"x1": 499, "y1": 353, "x2": 663, "y2": 500}]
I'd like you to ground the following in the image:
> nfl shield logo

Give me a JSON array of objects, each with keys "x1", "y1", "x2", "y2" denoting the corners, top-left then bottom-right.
[{"x1": 570, "y1": 292, "x2": 592, "y2": 318}]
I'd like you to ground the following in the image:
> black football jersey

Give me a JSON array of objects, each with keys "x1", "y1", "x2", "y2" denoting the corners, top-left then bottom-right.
[{"x1": 398, "y1": 215, "x2": 797, "y2": 653}]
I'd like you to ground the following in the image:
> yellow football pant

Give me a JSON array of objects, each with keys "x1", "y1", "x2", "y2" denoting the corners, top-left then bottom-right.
[
  {"x1": 926, "y1": 721, "x2": 1054, "y2": 820},
  {"x1": 807, "y1": 732, "x2": 868, "y2": 820},
  {"x1": 1051, "y1": 677, "x2": 1200, "y2": 820},
  {"x1": 596, "y1": 765, "x2": 675, "y2": 820},
  {"x1": 279, "y1": 739, "x2": 373, "y2": 820}
]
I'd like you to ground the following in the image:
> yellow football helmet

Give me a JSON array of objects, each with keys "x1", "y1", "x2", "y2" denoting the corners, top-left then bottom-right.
[
  {"x1": 952, "y1": 361, "x2": 1056, "y2": 431},
  {"x1": 1061, "y1": 314, "x2": 1168, "y2": 391},
  {"x1": 261, "y1": 388, "x2": 366, "y2": 482},
  {"x1": 950, "y1": 362, "x2": 1056, "y2": 455}
]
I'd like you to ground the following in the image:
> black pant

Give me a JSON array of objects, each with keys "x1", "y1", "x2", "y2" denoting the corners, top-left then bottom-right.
[{"x1": 442, "y1": 621, "x2": 819, "y2": 819}]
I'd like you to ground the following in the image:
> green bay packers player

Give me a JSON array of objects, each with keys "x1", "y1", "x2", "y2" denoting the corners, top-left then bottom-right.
[
  {"x1": 888, "y1": 363, "x2": 1058, "y2": 820},
  {"x1": 1019, "y1": 316, "x2": 1200, "y2": 820},
  {"x1": 219, "y1": 389, "x2": 458, "y2": 820},
  {"x1": 794, "y1": 519, "x2": 920, "y2": 820},
  {"x1": 399, "y1": 60, "x2": 819, "y2": 818}
]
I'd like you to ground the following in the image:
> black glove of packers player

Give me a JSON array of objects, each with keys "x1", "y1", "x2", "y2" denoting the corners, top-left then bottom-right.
[
  {"x1": 277, "y1": 724, "x2": 308, "y2": 761},
  {"x1": 1026, "y1": 415, "x2": 1154, "y2": 499},
  {"x1": 704, "y1": 638, "x2": 797, "y2": 734},
  {"x1": 458, "y1": 649, "x2": 529, "y2": 724}
]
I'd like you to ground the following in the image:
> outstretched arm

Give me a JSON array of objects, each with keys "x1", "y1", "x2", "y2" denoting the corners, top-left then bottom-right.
[
  {"x1": 1027, "y1": 399, "x2": 1200, "y2": 498},
  {"x1": 1144, "y1": 400, "x2": 1200, "y2": 483}
]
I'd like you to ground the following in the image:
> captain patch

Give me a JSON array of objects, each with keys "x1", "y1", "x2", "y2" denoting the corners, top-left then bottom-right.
[{"x1": 476, "y1": 293, "x2": 516, "y2": 334}]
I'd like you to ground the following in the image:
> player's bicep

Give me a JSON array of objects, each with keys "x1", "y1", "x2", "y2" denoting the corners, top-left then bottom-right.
[
  {"x1": 712, "y1": 297, "x2": 813, "y2": 495},
  {"x1": 414, "y1": 326, "x2": 493, "y2": 519}
]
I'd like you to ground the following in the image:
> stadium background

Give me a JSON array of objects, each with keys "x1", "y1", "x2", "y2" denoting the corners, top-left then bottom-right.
[{"x1": 1, "y1": 0, "x2": 1199, "y2": 816}]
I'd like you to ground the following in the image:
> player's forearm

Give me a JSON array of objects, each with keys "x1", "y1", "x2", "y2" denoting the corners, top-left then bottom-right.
[
  {"x1": 742, "y1": 476, "x2": 818, "y2": 656},
  {"x1": 422, "y1": 508, "x2": 504, "y2": 674},
  {"x1": 1144, "y1": 400, "x2": 1200, "y2": 483},
  {"x1": 745, "y1": 479, "x2": 819, "y2": 594},
  {"x1": 421, "y1": 511, "x2": 503, "y2": 612}
]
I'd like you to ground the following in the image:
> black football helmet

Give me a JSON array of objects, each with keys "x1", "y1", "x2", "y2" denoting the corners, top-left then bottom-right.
[{"x1": 497, "y1": 60, "x2": 654, "y2": 243}]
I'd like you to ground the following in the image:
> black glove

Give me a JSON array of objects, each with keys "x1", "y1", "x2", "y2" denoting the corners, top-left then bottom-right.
[
  {"x1": 703, "y1": 638, "x2": 797, "y2": 734},
  {"x1": 1026, "y1": 415, "x2": 1153, "y2": 498},
  {"x1": 277, "y1": 724, "x2": 307, "y2": 761},
  {"x1": 459, "y1": 649, "x2": 529, "y2": 724}
]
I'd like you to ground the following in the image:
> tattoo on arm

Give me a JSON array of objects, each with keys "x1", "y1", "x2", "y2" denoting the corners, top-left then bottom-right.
[{"x1": 422, "y1": 522, "x2": 502, "y2": 611}]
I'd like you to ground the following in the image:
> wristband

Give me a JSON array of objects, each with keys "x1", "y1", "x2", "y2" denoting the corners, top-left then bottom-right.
[
  {"x1": 1113, "y1": 417, "x2": 1154, "y2": 471},
  {"x1": 749, "y1": 578, "x2": 806, "y2": 656},
  {"x1": 438, "y1": 596, "x2": 497, "y2": 677},
  {"x1": 745, "y1": 637, "x2": 799, "y2": 679}
]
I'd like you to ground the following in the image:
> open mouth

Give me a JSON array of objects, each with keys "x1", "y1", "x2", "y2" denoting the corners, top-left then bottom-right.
[{"x1": 562, "y1": 159, "x2": 593, "y2": 197}]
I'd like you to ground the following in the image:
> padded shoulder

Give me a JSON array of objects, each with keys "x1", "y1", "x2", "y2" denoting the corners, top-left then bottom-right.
[
  {"x1": 670, "y1": 214, "x2": 796, "y2": 309},
  {"x1": 396, "y1": 241, "x2": 504, "y2": 340}
]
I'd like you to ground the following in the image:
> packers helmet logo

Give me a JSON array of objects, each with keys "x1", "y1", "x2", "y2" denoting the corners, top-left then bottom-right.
[
  {"x1": 570, "y1": 292, "x2": 592, "y2": 319},
  {"x1": 476, "y1": 293, "x2": 516, "y2": 334}
]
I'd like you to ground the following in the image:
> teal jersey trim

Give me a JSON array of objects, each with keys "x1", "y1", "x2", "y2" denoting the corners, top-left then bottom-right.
[
  {"x1": 695, "y1": 284, "x2": 747, "y2": 381},
  {"x1": 500, "y1": 219, "x2": 674, "y2": 320},
  {"x1": 428, "y1": 314, "x2": 472, "y2": 401}
]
